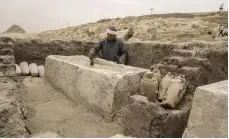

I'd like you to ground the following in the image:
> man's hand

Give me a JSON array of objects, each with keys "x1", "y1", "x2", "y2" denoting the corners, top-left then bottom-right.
[
  {"x1": 118, "y1": 55, "x2": 126, "y2": 64},
  {"x1": 88, "y1": 50, "x2": 95, "y2": 59}
]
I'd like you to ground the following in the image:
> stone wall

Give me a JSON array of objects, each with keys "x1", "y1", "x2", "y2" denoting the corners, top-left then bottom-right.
[{"x1": 0, "y1": 37, "x2": 29, "y2": 137}]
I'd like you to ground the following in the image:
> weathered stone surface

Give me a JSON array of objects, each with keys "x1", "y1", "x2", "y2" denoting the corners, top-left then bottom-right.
[
  {"x1": 183, "y1": 80, "x2": 228, "y2": 138},
  {"x1": 29, "y1": 63, "x2": 38, "y2": 77},
  {"x1": 0, "y1": 78, "x2": 29, "y2": 138},
  {"x1": 124, "y1": 95, "x2": 190, "y2": 138},
  {"x1": 110, "y1": 134, "x2": 133, "y2": 138},
  {"x1": 45, "y1": 55, "x2": 148, "y2": 119},
  {"x1": 31, "y1": 131, "x2": 61, "y2": 138},
  {"x1": 38, "y1": 65, "x2": 44, "y2": 77}
]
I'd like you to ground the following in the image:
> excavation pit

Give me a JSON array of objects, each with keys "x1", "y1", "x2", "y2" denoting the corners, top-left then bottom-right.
[{"x1": 0, "y1": 36, "x2": 227, "y2": 138}]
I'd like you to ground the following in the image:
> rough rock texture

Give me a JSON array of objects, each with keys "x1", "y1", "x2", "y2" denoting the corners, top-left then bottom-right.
[
  {"x1": 0, "y1": 77, "x2": 29, "y2": 137},
  {"x1": 45, "y1": 55, "x2": 148, "y2": 120},
  {"x1": 38, "y1": 12, "x2": 227, "y2": 43},
  {"x1": 0, "y1": 38, "x2": 16, "y2": 77},
  {"x1": 0, "y1": 37, "x2": 28, "y2": 137},
  {"x1": 13, "y1": 39, "x2": 95, "y2": 66},
  {"x1": 123, "y1": 95, "x2": 190, "y2": 138},
  {"x1": 30, "y1": 131, "x2": 61, "y2": 138},
  {"x1": 110, "y1": 134, "x2": 133, "y2": 138},
  {"x1": 4, "y1": 25, "x2": 26, "y2": 34},
  {"x1": 183, "y1": 80, "x2": 228, "y2": 138}
]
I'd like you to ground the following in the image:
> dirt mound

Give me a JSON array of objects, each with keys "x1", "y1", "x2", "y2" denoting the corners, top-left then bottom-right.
[
  {"x1": 4, "y1": 25, "x2": 26, "y2": 34},
  {"x1": 38, "y1": 12, "x2": 227, "y2": 42}
]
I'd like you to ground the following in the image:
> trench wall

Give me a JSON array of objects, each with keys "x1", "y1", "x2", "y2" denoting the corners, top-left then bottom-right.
[
  {"x1": 13, "y1": 39, "x2": 175, "y2": 69},
  {"x1": 11, "y1": 38, "x2": 228, "y2": 86}
]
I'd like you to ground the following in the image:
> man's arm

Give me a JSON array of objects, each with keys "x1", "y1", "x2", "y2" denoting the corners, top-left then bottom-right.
[
  {"x1": 89, "y1": 40, "x2": 103, "y2": 59},
  {"x1": 118, "y1": 40, "x2": 128, "y2": 64}
]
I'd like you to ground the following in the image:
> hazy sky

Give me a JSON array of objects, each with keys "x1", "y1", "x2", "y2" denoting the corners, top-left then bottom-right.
[{"x1": 1, "y1": 0, "x2": 228, "y2": 33}]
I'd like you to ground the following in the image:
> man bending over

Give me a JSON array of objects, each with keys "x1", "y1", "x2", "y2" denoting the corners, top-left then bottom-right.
[{"x1": 89, "y1": 26, "x2": 128, "y2": 65}]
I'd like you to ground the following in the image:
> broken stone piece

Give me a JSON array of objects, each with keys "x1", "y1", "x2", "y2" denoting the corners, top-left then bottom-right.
[
  {"x1": 38, "y1": 65, "x2": 45, "y2": 77},
  {"x1": 29, "y1": 63, "x2": 38, "y2": 77},
  {"x1": 110, "y1": 134, "x2": 133, "y2": 138},
  {"x1": 183, "y1": 80, "x2": 228, "y2": 138},
  {"x1": 161, "y1": 74, "x2": 187, "y2": 108},
  {"x1": 15, "y1": 64, "x2": 21, "y2": 76},
  {"x1": 30, "y1": 131, "x2": 60, "y2": 138},
  {"x1": 19, "y1": 61, "x2": 30, "y2": 76},
  {"x1": 158, "y1": 72, "x2": 173, "y2": 102},
  {"x1": 140, "y1": 71, "x2": 159, "y2": 103},
  {"x1": 130, "y1": 95, "x2": 149, "y2": 103},
  {"x1": 124, "y1": 95, "x2": 189, "y2": 138}
]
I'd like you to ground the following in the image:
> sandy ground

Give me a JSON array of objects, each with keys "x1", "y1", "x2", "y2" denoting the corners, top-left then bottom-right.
[
  {"x1": 21, "y1": 76, "x2": 123, "y2": 138},
  {"x1": 37, "y1": 12, "x2": 227, "y2": 42}
]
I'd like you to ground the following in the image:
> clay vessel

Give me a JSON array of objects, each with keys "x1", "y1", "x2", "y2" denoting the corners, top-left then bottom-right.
[
  {"x1": 152, "y1": 67, "x2": 161, "y2": 83},
  {"x1": 19, "y1": 61, "x2": 30, "y2": 76},
  {"x1": 29, "y1": 63, "x2": 38, "y2": 77},
  {"x1": 15, "y1": 64, "x2": 21, "y2": 76},
  {"x1": 162, "y1": 74, "x2": 187, "y2": 108},
  {"x1": 140, "y1": 71, "x2": 159, "y2": 103},
  {"x1": 158, "y1": 72, "x2": 173, "y2": 102},
  {"x1": 38, "y1": 65, "x2": 45, "y2": 77}
]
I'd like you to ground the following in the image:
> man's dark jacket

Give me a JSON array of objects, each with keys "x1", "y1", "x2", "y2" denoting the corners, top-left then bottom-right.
[{"x1": 90, "y1": 38, "x2": 128, "y2": 64}]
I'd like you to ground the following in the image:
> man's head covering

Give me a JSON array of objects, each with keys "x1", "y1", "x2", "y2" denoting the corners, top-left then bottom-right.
[{"x1": 106, "y1": 26, "x2": 117, "y2": 35}]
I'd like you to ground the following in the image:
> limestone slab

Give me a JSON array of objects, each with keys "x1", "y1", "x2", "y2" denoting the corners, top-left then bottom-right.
[
  {"x1": 45, "y1": 55, "x2": 148, "y2": 117},
  {"x1": 183, "y1": 80, "x2": 228, "y2": 138},
  {"x1": 124, "y1": 95, "x2": 189, "y2": 138}
]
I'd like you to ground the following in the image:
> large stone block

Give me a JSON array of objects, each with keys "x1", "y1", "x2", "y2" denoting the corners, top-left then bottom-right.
[
  {"x1": 124, "y1": 95, "x2": 190, "y2": 138},
  {"x1": 183, "y1": 80, "x2": 228, "y2": 138},
  {"x1": 45, "y1": 55, "x2": 148, "y2": 119}
]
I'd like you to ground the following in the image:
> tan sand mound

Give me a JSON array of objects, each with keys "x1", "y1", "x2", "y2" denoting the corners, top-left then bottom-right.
[{"x1": 38, "y1": 12, "x2": 227, "y2": 42}]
